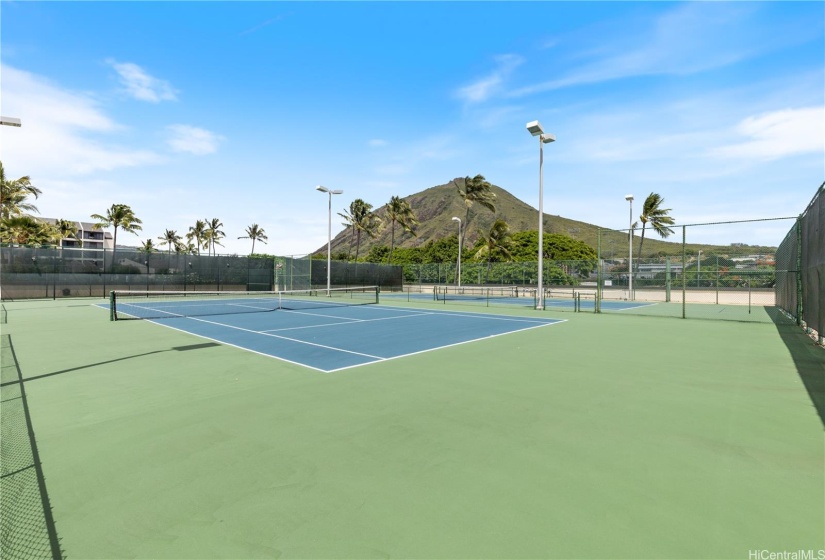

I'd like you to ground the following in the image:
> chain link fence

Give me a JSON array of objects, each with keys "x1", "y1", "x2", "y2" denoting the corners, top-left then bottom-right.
[
  {"x1": 396, "y1": 217, "x2": 798, "y2": 322},
  {"x1": 1, "y1": 335, "x2": 63, "y2": 559},
  {"x1": 595, "y1": 218, "x2": 796, "y2": 323},
  {"x1": 776, "y1": 182, "x2": 824, "y2": 344},
  {"x1": 0, "y1": 247, "x2": 402, "y2": 300}
]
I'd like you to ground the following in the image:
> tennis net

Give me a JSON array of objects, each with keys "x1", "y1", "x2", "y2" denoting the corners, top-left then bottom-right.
[
  {"x1": 434, "y1": 285, "x2": 537, "y2": 304},
  {"x1": 110, "y1": 286, "x2": 379, "y2": 321}
]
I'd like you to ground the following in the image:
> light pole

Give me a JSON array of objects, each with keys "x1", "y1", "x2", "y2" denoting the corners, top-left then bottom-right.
[
  {"x1": 625, "y1": 194, "x2": 634, "y2": 298},
  {"x1": 451, "y1": 217, "x2": 461, "y2": 288},
  {"x1": 697, "y1": 250, "x2": 702, "y2": 287},
  {"x1": 526, "y1": 121, "x2": 555, "y2": 310},
  {"x1": 316, "y1": 185, "x2": 343, "y2": 294}
]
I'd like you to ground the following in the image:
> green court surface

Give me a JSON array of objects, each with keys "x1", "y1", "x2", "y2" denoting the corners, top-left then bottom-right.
[{"x1": 1, "y1": 298, "x2": 823, "y2": 559}]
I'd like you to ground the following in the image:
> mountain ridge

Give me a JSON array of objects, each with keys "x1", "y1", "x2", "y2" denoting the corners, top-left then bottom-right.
[{"x1": 320, "y1": 178, "x2": 775, "y2": 259}]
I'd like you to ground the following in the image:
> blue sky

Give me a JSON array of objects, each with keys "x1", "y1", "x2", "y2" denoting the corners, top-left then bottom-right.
[{"x1": 1, "y1": 1, "x2": 823, "y2": 255}]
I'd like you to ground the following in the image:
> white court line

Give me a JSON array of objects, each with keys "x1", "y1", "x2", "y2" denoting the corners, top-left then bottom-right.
[
  {"x1": 371, "y1": 304, "x2": 560, "y2": 325},
  {"x1": 277, "y1": 308, "x2": 369, "y2": 321},
  {"x1": 138, "y1": 319, "x2": 335, "y2": 373},
  {"x1": 183, "y1": 315, "x2": 386, "y2": 360},
  {"x1": 326, "y1": 319, "x2": 566, "y2": 373},
  {"x1": 260, "y1": 311, "x2": 436, "y2": 333},
  {"x1": 612, "y1": 302, "x2": 659, "y2": 311},
  {"x1": 227, "y1": 303, "x2": 276, "y2": 311}
]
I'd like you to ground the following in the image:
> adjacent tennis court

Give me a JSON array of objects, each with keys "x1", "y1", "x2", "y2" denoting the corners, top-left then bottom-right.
[
  {"x1": 102, "y1": 288, "x2": 563, "y2": 372},
  {"x1": 383, "y1": 286, "x2": 652, "y2": 311}
]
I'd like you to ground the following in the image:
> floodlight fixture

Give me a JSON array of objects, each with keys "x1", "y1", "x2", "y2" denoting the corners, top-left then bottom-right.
[
  {"x1": 0, "y1": 116, "x2": 21, "y2": 127},
  {"x1": 526, "y1": 120, "x2": 544, "y2": 136}
]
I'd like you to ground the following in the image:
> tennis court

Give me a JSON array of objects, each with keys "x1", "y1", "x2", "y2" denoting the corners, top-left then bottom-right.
[
  {"x1": 102, "y1": 288, "x2": 563, "y2": 372},
  {"x1": 1, "y1": 295, "x2": 823, "y2": 559}
]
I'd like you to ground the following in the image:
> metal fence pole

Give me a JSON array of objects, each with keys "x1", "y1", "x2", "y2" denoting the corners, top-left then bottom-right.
[
  {"x1": 53, "y1": 250, "x2": 57, "y2": 300},
  {"x1": 682, "y1": 225, "x2": 686, "y2": 319},
  {"x1": 795, "y1": 215, "x2": 803, "y2": 326},
  {"x1": 596, "y1": 228, "x2": 601, "y2": 313}
]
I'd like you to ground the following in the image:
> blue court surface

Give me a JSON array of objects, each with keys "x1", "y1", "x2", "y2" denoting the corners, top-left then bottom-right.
[{"x1": 108, "y1": 303, "x2": 564, "y2": 372}]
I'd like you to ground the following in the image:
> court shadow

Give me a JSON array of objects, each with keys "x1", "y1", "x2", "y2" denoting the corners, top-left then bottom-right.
[
  {"x1": 173, "y1": 342, "x2": 221, "y2": 351},
  {"x1": 0, "y1": 342, "x2": 221, "y2": 386},
  {"x1": 768, "y1": 307, "x2": 825, "y2": 428}
]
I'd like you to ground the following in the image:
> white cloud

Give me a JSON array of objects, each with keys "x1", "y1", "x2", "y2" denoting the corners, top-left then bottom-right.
[
  {"x1": 107, "y1": 59, "x2": 178, "y2": 102},
  {"x1": 510, "y1": 3, "x2": 770, "y2": 97},
  {"x1": 166, "y1": 125, "x2": 223, "y2": 155},
  {"x1": 368, "y1": 139, "x2": 387, "y2": 147},
  {"x1": 455, "y1": 54, "x2": 523, "y2": 104},
  {"x1": 710, "y1": 107, "x2": 825, "y2": 161},
  {"x1": 0, "y1": 64, "x2": 162, "y2": 176}
]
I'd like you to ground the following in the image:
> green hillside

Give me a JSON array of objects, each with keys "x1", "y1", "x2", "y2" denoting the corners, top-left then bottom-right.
[{"x1": 324, "y1": 178, "x2": 777, "y2": 260}]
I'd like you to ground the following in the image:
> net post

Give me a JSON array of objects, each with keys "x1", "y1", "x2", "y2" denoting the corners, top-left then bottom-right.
[{"x1": 109, "y1": 290, "x2": 116, "y2": 321}]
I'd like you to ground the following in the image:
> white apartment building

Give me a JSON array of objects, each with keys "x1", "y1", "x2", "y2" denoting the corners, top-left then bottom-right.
[{"x1": 40, "y1": 218, "x2": 114, "y2": 251}]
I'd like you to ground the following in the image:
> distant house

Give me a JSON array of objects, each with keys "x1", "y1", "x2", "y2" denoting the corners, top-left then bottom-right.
[
  {"x1": 40, "y1": 218, "x2": 114, "y2": 251},
  {"x1": 637, "y1": 263, "x2": 684, "y2": 279}
]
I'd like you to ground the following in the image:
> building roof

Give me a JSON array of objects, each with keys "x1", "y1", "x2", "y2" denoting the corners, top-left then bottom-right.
[{"x1": 39, "y1": 217, "x2": 113, "y2": 239}]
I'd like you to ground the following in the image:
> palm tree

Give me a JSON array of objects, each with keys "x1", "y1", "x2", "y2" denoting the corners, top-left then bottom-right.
[
  {"x1": 55, "y1": 219, "x2": 79, "y2": 248},
  {"x1": 338, "y1": 206, "x2": 357, "y2": 261},
  {"x1": 385, "y1": 196, "x2": 419, "y2": 263},
  {"x1": 0, "y1": 161, "x2": 42, "y2": 219},
  {"x1": 456, "y1": 174, "x2": 496, "y2": 249},
  {"x1": 338, "y1": 200, "x2": 370, "y2": 262},
  {"x1": 178, "y1": 240, "x2": 198, "y2": 255},
  {"x1": 343, "y1": 199, "x2": 381, "y2": 262},
  {"x1": 238, "y1": 224, "x2": 268, "y2": 255},
  {"x1": 139, "y1": 238, "x2": 158, "y2": 254},
  {"x1": 356, "y1": 208, "x2": 382, "y2": 262},
  {"x1": 90, "y1": 204, "x2": 142, "y2": 271},
  {"x1": 637, "y1": 193, "x2": 675, "y2": 262},
  {"x1": 138, "y1": 239, "x2": 158, "y2": 275},
  {"x1": 186, "y1": 220, "x2": 208, "y2": 256},
  {"x1": 205, "y1": 218, "x2": 225, "y2": 256},
  {"x1": 472, "y1": 218, "x2": 513, "y2": 277},
  {"x1": 0, "y1": 216, "x2": 55, "y2": 246},
  {"x1": 158, "y1": 229, "x2": 181, "y2": 258}
]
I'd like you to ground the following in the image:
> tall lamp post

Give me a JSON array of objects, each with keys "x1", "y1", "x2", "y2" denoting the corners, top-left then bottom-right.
[
  {"x1": 316, "y1": 185, "x2": 343, "y2": 294},
  {"x1": 526, "y1": 120, "x2": 555, "y2": 310},
  {"x1": 451, "y1": 217, "x2": 461, "y2": 288},
  {"x1": 625, "y1": 194, "x2": 634, "y2": 299}
]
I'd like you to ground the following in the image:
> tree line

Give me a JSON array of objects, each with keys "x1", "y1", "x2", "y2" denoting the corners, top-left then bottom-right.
[
  {"x1": 2, "y1": 159, "x2": 677, "y2": 272},
  {"x1": 1, "y1": 161, "x2": 269, "y2": 270}
]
